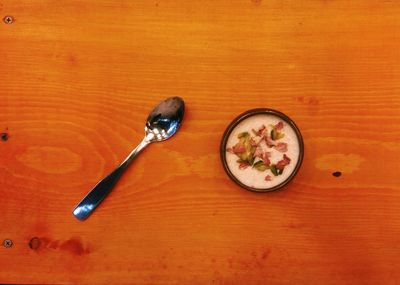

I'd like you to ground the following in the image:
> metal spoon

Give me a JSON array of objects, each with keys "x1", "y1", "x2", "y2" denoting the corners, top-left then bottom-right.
[{"x1": 72, "y1": 97, "x2": 185, "y2": 221}]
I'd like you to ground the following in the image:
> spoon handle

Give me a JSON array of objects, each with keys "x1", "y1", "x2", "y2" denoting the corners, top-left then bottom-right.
[{"x1": 72, "y1": 138, "x2": 151, "y2": 221}]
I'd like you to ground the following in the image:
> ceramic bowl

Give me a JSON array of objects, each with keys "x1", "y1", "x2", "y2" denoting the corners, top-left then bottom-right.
[{"x1": 220, "y1": 108, "x2": 304, "y2": 192}]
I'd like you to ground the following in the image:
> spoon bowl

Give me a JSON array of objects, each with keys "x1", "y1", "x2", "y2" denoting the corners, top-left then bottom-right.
[
  {"x1": 145, "y1": 97, "x2": 185, "y2": 142},
  {"x1": 72, "y1": 97, "x2": 185, "y2": 221}
]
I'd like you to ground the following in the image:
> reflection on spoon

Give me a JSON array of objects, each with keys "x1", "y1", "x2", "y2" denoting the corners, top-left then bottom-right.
[{"x1": 72, "y1": 97, "x2": 185, "y2": 221}]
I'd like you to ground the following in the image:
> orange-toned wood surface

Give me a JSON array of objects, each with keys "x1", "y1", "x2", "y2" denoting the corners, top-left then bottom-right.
[{"x1": 1, "y1": 0, "x2": 400, "y2": 284}]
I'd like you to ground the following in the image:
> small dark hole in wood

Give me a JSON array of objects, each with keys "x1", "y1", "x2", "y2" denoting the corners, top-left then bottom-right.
[
  {"x1": 29, "y1": 237, "x2": 41, "y2": 250},
  {"x1": 332, "y1": 171, "x2": 342, "y2": 177},
  {"x1": 1, "y1": 132, "x2": 9, "y2": 141}
]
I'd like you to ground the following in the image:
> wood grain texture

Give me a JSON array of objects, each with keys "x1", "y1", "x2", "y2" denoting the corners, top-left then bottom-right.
[{"x1": 1, "y1": 0, "x2": 400, "y2": 284}]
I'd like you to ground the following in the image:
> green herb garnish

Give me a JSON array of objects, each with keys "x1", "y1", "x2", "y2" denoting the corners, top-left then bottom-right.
[
  {"x1": 270, "y1": 164, "x2": 279, "y2": 176},
  {"x1": 253, "y1": 161, "x2": 269, "y2": 172},
  {"x1": 271, "y1": 129, "x2": 277, "y2": 140},
  {"x1": 235, "y1": 132, "x2": 256, "y2": 165},
  {"x1": 238, "y1": 132, "x2": 250, "y2": 139},
  {"x1": 271, "y1": 129, "x2": 284, "y2": 140}
]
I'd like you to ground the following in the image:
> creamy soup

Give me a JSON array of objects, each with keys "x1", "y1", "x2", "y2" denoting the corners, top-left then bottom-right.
[{"x1": 225, "y1": 114, "x2": 300, "y2": 189}]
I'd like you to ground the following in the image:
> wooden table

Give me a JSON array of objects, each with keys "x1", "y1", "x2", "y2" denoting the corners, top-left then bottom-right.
[{"x1": 1, "y1": 1, "x2": 400, "y2": 284}]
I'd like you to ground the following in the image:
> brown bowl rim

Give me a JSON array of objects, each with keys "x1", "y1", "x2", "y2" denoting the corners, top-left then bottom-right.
[{"x1": 220, "y1": 108, "x2": 304, "y2": 193}]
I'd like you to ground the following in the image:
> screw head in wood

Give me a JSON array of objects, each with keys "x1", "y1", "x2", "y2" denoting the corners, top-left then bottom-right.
[
  {"x1": 3, "y1": 239, "x2": 13, "y2": 248},
  {"x1": 3, "y1": 16, "x2": 14, "y2": 24}
]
